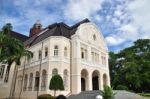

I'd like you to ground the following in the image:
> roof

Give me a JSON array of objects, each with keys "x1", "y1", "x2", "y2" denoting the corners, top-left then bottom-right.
[
  {"x1": 10, "y1": 31, "x2": 28, "y2": 42},
  {"x1": 24, "y1": 18, "x2": 90, "y2": 46}
]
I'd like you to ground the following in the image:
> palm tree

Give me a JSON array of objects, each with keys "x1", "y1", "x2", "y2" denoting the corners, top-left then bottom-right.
[
  {"x1": 10, "y1": 49, "x2": 33, "y2": 98},
  {"x1": 0, "y1": 23, "x2": 33, "y2": 98}
]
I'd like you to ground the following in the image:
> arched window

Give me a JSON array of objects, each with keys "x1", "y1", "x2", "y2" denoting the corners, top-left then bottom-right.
[
  {"x1": 52, "y1": 68, "x2": 58, "y2": 76},
  {"x1": 63, "y1": 69, "x2": 68, "y2": 89},
  {"x1": 34, "y1": 71, "x2": 40, "y2": 91},
  {"x1": 93, "y1": 34, "x2": 96, "y2": 41},
  {"x1": 45, "y1": 47, "x2": 48, "y2": 57},
  {"x1": 54, "y1": 45, "x2": 58, "y2": 56},
  {"x1": 23, "y1": 74, "x2": 28, "y2": 91},
  {"x1": 38, "y1": 50, "x2": 42, "y2": 59},
  {"x1": 64, "y1": 47, "x2": 67, "y2": 57},
  {"x1": 41, "y1": 70, "x2": 47, "y2": 90},
  {"x1": 28, "y1": 73, "x2": 33, "y2": 91}
]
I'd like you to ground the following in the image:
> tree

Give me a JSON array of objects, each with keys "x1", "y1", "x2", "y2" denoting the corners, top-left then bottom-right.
[
  {"x1": 49, "y1": 74, "x2": 64, "y2": 97},
  {"x1": 109, "y1": 39, "x2": 150, "y2": 93},
  {"x1": 0, "y1": 23, "x2": 33, "y2": 98},
  {"x1": 102, "y1": 85, "x2": 115, "y2": 99}
]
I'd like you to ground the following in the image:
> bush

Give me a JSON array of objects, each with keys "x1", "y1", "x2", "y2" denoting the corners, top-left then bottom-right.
[
  {"x1": 116, "y1": 85, "x2": 128, "y2": 90},
  {"x1": 102, "y1": 85, "x2": 116, "y2": 99},
  {"x1": 56, "y1": 95, "x2": 67, "y2": 99},
  {"x1": 38, "y1": 94, "x2": 55, "y2": 99}
]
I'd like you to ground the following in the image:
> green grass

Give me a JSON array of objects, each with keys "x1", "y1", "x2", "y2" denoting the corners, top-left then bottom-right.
[{"x1": 138, "y1": 93, "x2": 150, "y2": 97}]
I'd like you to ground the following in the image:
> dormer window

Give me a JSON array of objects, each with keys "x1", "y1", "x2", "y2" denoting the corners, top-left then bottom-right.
[{"x1": 54, "y1": 45, "x2": 58, "y2": 56}]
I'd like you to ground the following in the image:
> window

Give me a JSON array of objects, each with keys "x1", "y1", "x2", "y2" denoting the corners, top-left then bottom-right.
[
  {"x1": 81, "y1": 52, "x2": 84, "y2": 59},
  {"x1": 52, "y1": 68, "x2": 58, "y2": 76},
  {"x1": 41, "y1": 70, "x2": 47, "y2": 90},
  {"x1": 23, "y1": 74, "x2": 28, "y2": 91},
  {"x1": 93, "y1": 34, "x2": 96, "y2": 41},
  {"x1": 28, "y1": 73, "x2": 33, "y2": 91},
  {"x1": 54, "y1": 45, "x2": 58, "y2": 56},
  {"x1": 45, "y1": 47, "x2": 48, "y2": 57},
  {"x1": 63, "y1": 69, "x2": 68, "y2": 90},
  {"x1": 34, "y1": 71, "x2": 40, "y2": 91},
  {"x1": 38, "y1": 50, "x2": 42, "y2": 59},
  {"x1": 91, "y1": 51, "x2": 99, "y2": 63},
  {"x1": 0, "y1": 64, "x2": 5, "y2": 79},
  {"x1": 101, "y1": 55, "x2": 106, "y2": 65},
  {"x1": 64, "y1": 47, "x2": 67, "y2": 57},
  {"x1": 81, "y1": 48, "x2": 87, "y2": 59}
]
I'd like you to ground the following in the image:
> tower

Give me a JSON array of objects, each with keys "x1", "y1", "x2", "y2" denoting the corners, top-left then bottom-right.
[{"x1": 29, "y1": 20, "x2": 42, "y2": 37}]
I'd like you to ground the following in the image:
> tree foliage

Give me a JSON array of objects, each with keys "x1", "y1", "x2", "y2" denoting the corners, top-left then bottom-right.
[
  {"x1": 109, "y1": 39, "x2": 150, "y2": 93},
  {"x1": 0, "y1": 23, "x2": 33, "y2": 69},
  {"x1": 102, "y1": 85, "x2": 115, "y2": 99},
  {"x1": 49, "y1": 74, "x2": 64, "y2": 96}
]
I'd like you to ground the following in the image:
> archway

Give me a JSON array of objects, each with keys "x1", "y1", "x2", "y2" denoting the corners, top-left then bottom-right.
[
  {"x1": 92, "y1": 70, "x2": 100, "y2": 90},
  {"x1": 81, "y1": 69, "x2": 88, "y2": 91}
]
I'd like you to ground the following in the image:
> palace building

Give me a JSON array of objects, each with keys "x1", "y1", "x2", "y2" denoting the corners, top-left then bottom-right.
[{"x1": 0, "y1": 19, "x2": 110, "y2": 99}]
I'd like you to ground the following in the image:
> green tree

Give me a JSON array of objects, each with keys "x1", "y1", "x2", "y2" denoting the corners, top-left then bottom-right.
[
  {"x1": 102, "y1": 85, "x2": 115, "y2": 99},
  {"x1": 109, "y1": 39, "x2": 150, "y2": 93},
  {"x1": 49, "y1": 74, "x2": 64, "y2": 97},
  {"x1": 0, "y1": 23, "x2": 33, "y2": 98}
]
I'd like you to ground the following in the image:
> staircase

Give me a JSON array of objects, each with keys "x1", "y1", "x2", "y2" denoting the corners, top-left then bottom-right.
[{"x1": 68, "y1": 90, "x2": 102, "y2": 99}]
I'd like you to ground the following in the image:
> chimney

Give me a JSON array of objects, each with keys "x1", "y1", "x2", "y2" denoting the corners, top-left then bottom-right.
[{"x1": 29, "y1": 20, "x2": 42, "y2": 37}]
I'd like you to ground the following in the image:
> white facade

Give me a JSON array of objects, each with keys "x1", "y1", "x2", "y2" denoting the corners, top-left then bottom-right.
[{"x1": 0, "y1": 22, "x2": 110, "y2": 99}]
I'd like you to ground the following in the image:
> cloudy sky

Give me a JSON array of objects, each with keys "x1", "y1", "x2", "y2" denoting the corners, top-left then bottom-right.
[{"x1": 0, "y1": 0, "x2": 150, "y2": 52}]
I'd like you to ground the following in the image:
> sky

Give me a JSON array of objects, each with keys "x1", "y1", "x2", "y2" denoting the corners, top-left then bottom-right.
[{"x1": 0, "y1": 0, "x2": 150, "y2": 52}]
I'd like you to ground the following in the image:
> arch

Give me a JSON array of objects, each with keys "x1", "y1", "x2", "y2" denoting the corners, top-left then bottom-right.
[
  {"x1": 81, "y1": 69, "x2": 88, "y2": 91},
  {"x1": 64, "y1": 47, "x2": 67, "y2": 57},
  {"x1": 52, "y1": 68, "x2": 58, "y2": 76},
  {"x1": 41, "y1": 69, "x2": 47, "y2": 90},
  {"x1": 23, "y1": 74, "x2": 28, "y2": 91},
  {"x1": 34, "y1": 71, "x2": 40, "y2": 91},
  {"x1": 63, "y1": 69, "x2": 68, "y2": 89},
  {"x1": 54, "y1": 45, "x2": 58, "y2": 56},
  {"x1": 103, "y1": 73, "x2": 107, "y2": 86},
  {"x1": 92, "y1": 70, "x2": 100, "y2": 90},
  {"x1": 28, "y1": 73, "x2": 33, "y2": 91}
]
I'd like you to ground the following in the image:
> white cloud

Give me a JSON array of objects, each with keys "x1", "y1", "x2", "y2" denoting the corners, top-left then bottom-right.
[
  {"x1": 106, "y1": 36, "x2": 125, "y2": 46},
  {"x1": 127, "y1": 0, "x2": 150, "y2": 38},
  {"x1": 114, "y1": 10, "x2": 122, "y2": 17},
  {"x1": 106, "y1": 0, "x2": 150, "y2": 47},
  {"x1": 64, "y1": 0, "x2": 104, "y2": 21}
]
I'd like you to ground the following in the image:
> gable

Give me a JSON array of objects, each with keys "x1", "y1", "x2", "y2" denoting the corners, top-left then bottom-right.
[{"x1": 75, "y1": 22, "x2": 108, "y2": 50}]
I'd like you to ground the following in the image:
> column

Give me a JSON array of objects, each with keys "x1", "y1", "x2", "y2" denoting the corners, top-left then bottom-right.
[
  {"x1": 99, "y1": 73, "x2": 103, "y2": 90},
  {"x1": 87, "y1": 46, "x2": 91, "y2": 61},
  {"x1": 87, "y1": 72, "x2": 92, "y2": 90}
]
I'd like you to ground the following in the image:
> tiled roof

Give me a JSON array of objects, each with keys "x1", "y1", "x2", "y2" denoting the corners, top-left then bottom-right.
[
  {"x1": 24, "y1": 18, "x2": 90, "y2": 46},
  {"x1": 10, "y1": 31, "x2": 28, "y2": 42}
]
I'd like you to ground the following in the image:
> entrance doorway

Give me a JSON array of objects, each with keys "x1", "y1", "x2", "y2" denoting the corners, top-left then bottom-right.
[{"x1": 92, "y1": 70, "x2": 99, "y2": 90}]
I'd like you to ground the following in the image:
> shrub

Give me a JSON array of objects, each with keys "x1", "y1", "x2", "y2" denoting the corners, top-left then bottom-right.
[
  {"x1": 102, "y1": 85, "x2": 116, "y2": 99},
  {"x1": 116, "y1": 85, "x2": 128, "y2": 90},
  {"x1": 49, "y1": 74, "x2": 64, "y2": 96},
  {"x1": 56, "y1": 95, "x2": 67, "y2": 99},
  {"x1": 37, "y1": 94, "x2": 55, "y2": 99}
]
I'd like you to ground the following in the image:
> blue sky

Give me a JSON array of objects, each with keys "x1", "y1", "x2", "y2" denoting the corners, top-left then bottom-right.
[{"x1": 0, "y1": 0, "x2": 150, "y2": 52}]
